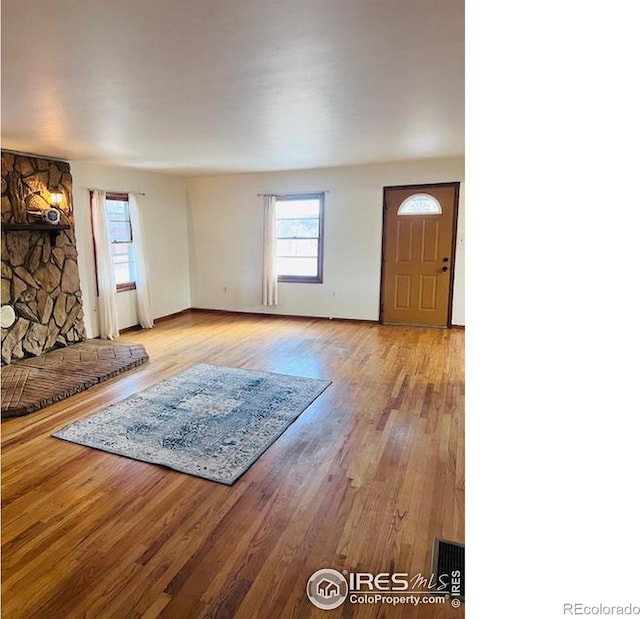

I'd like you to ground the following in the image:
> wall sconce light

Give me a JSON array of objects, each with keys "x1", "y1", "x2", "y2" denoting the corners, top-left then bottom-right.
[{"x1": 49, "y1": 187, "x2": 64, "y2": 207}]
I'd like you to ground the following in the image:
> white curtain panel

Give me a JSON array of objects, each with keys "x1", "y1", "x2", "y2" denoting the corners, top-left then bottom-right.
[
  {"x1": 90, "y1": 190, "x2": 119, "y2": 339},
  {"x1": 262, "y1": 195, "x2": 278, "y2": 306},
  {"x1": 128, "y1": 193, "x2": 154, "y2": 329}
]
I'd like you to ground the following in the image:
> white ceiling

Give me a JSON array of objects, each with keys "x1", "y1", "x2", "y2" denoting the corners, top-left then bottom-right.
[{"x1": 1, "y1": 0, "x2": 464, "y2": 176}]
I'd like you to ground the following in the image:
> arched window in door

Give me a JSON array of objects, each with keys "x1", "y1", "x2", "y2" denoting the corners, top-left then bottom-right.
[{"x1": 397, "y1": 193, "x2": 442, "y2": 215}]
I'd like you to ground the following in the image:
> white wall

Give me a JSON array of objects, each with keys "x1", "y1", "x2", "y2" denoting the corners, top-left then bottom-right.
[
  {"x1": 187, "y1": 157, "x2": 465, "y2": 324},
  {"x1": 71, "y1": 162, "x2": 191, "y2": 338}
]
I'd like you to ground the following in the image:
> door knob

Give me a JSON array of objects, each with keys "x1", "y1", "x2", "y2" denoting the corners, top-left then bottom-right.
[{"x1": 442, "y1": 266, "x2": 449, "y2": 272}]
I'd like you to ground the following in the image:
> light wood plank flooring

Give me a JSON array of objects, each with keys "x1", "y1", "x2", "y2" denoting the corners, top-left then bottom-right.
[{"x1": 1, "y1": 311, "x2": 465, "y2": 618}]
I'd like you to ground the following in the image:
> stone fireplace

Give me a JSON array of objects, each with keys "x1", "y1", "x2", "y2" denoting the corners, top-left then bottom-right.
[{"x1": 1, "y1": 151, "x2": 87, "y2": 365}]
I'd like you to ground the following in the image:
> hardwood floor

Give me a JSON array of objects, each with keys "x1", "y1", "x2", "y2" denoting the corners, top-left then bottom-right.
[{"x1": 1, "y1": 311, "x2": 465, "y2": 618}]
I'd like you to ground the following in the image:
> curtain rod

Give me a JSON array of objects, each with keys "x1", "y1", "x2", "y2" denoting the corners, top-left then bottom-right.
[
  {"x1": 86, "y1": 188, "x2": 146, "y2": 196},
  {"x1": 256, "y1": 190, "x2": 329, "y2": 197}
]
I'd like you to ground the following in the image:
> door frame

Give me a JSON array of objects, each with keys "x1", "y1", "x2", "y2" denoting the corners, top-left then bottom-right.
[{"x1": 379, "y1": 182, "x2": 460, "y2": 327}]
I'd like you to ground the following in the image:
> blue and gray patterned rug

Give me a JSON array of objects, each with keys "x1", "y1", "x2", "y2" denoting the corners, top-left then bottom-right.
[{"x1": 52, "y1": 364, "x2": 331, "y2": 484}]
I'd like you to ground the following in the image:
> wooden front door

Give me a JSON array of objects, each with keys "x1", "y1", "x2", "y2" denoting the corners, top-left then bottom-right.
[{"x1": 381, "y1": 183, "x2": 459, "y2": 327}]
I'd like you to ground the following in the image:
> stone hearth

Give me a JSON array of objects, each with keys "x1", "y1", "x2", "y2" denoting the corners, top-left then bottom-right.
[{"x1": 1, "y1": 339, "x2": 149, "y2": 418}]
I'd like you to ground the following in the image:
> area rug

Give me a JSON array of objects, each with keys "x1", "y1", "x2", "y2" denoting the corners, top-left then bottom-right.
[{"x1": 52, "y1": 363, "x2": 331, "y2": 484}]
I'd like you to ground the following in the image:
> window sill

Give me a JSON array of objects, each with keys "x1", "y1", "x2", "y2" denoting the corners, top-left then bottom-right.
[{"x1": 117, "y1": 282, "x2": 137, "y2": 293}]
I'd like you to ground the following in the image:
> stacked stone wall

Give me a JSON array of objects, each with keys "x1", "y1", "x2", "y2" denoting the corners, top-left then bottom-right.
[{"x1": 1, "y1": 152, "x2": 86, "y2": 365}]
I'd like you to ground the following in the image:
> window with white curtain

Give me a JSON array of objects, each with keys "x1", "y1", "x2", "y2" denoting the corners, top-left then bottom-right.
[
  {"x1": 104, "y1": 193, "x2": 137, "y2": 291},
  {"x1": 275, "y1": 193, "x2": 324, "y2": 283}
]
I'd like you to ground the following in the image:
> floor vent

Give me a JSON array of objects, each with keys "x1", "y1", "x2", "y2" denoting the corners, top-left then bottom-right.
[{"x1": 432, "y1": 538, "x2": 465, "y2": 601}]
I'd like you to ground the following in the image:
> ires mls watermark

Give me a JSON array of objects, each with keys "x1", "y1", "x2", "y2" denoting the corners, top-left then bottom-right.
[
  {"x1": 306, "y1": 570, "x2": 349, "y2": 611},
  {"x1": 306, "y1": 568, "x2": 464, "y2": 611}
]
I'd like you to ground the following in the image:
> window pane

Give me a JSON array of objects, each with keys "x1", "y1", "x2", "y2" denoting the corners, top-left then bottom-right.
[
  {"x1": 277, "y1": 257, "x2": 318, "y2": 277},
  {"x1": 111, "y1": 241, "x2": 135, "y2": 284},
  {"x1": 277, "y1": 239, "x2": 318, "y2": 258},
  {"x1": 276, "y1": 218, "x2": 319, "y2": 238},
  {"x1": 276, "y1": 199, "x2": 320, "y2": 219},
  {"x1": 112, "y1": 254, "x2": 131, "y2": 265},
  {"x1": 397, "y1": 193, "x2": 442, "y2": 215},
  {"x1": 112, "y1": 243, "x2": 129, "y2": 256},
  {"x1": 109, "y1": 221, "x2": 132, "y2": 242},
  {"x1": 113, "y1": 262, "x2": 134, "y2": 285},
  {"x1": 106, "y1": 200, "x2": 129, "y2": 219},
  {"x1": 111, "y1": 243, "x2": 135, "y2": 259}
]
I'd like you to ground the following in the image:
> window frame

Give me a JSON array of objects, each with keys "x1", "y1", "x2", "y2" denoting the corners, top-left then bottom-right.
[
  {"x1": 105, "y1": 192, "x2": 137, "y2": 292},
  {"x1": 90, "y1": 191, "x2": 137, "y2": 294},
  {"x1": 275, "y1": 193, "x2": 325, "y2": 284}
]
